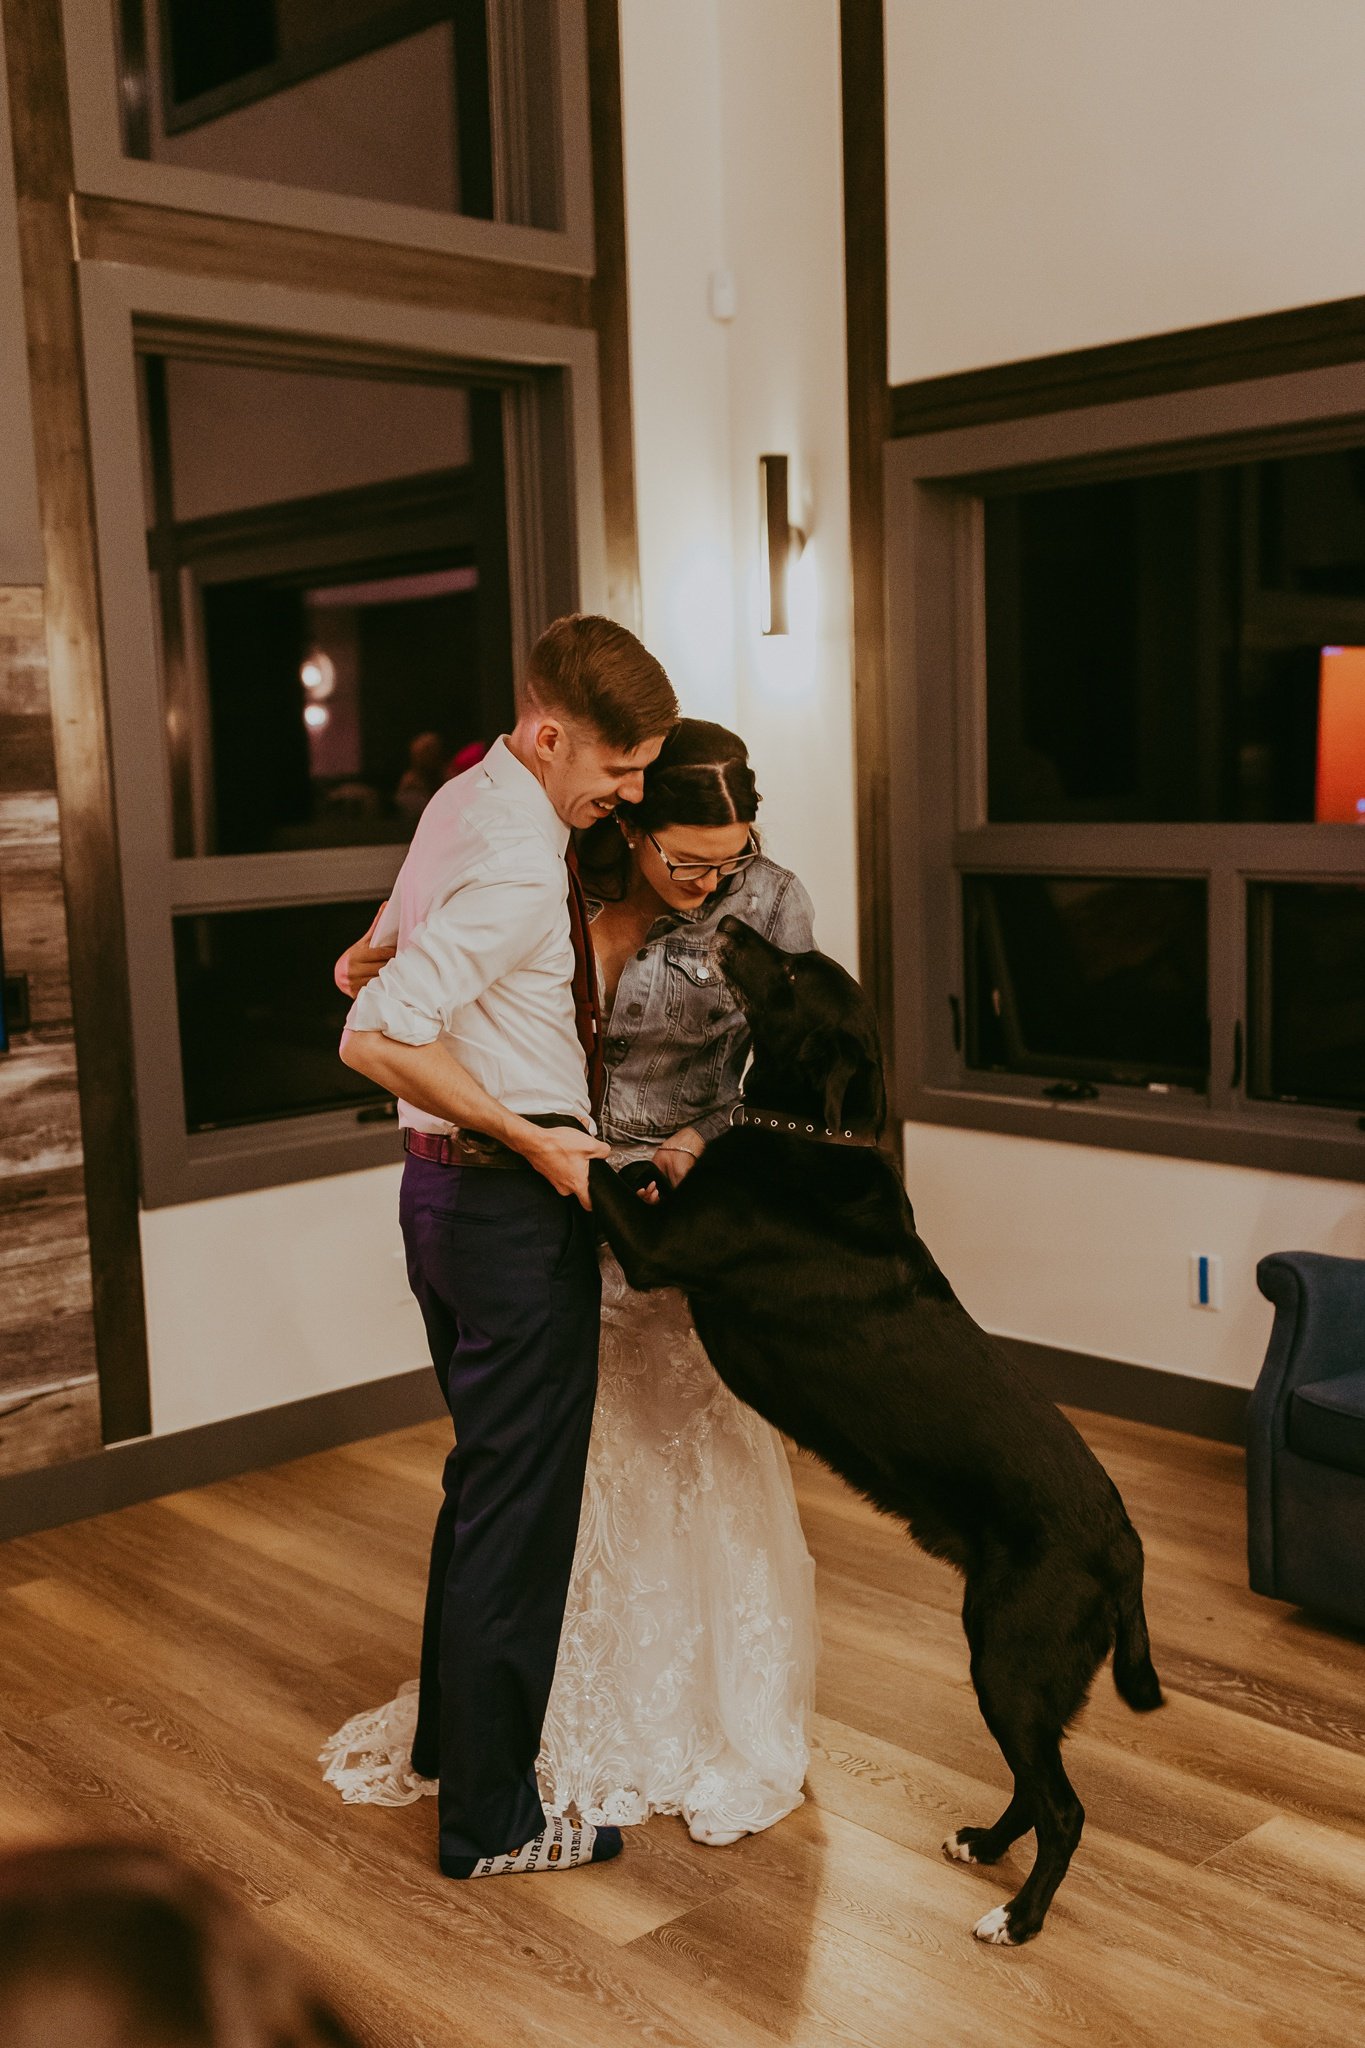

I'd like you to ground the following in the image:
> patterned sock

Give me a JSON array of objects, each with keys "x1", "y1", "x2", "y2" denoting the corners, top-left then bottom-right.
[{"x1": 442, "y1": 1814, "x2": 623, "y2": 1880}]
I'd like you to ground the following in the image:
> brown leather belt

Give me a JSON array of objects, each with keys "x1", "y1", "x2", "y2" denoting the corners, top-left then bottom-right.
[{"x1": 403, "y1": 1113, "x2": 586, "y2": 1172}]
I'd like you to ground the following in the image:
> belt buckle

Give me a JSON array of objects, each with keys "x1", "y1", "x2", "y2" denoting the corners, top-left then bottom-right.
[{"x1": 457, "y1": 1131, "x2": 501, "y2": 1166}]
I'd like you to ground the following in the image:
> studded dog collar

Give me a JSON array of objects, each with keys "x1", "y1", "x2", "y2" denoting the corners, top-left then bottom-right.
[{"x1": 730, "y1": 1104, "x2": 877, "y2": 1147}]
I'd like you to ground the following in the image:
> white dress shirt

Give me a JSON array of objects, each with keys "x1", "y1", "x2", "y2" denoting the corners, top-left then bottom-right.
[{"x1": 345, "y1": 735, "x2": 589, "y2": 1133}]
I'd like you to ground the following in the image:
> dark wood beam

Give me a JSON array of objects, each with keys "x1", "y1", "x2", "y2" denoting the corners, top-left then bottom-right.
[
  {"x1": 73, "y1": 192, "x2": 594, "y2": 328},
  {"x1": 3, "y1": 0, "x2": 151, "y2": 1441},
  {"x1": 839, "y1": 0, "x2": 894, "y2": 1076},
  {"x1": 891, "y1": 289, "x2": 1365, "y2": 438}
]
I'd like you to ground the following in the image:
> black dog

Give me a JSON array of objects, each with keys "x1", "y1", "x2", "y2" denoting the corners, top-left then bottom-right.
[{"x1": 589, "y1": 916, "x2": 1162, "y2": 1946}]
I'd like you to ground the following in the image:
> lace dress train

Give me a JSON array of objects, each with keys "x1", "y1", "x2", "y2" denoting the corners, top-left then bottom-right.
[{"x1": 322, "y1": 1250, "x2": 818, "y2": 1839}]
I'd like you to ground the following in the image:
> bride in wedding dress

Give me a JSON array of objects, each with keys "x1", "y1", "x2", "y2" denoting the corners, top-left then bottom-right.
[{"x1": 322, "y1": 721, "x2": 819, "y2": 1846}]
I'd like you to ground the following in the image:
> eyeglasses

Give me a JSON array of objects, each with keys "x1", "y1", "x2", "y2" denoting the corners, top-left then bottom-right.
[{"x1": 645, "y1": 831, "x2": 759, "y2": 884}]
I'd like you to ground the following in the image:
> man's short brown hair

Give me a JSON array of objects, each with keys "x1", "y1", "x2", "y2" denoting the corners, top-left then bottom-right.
[{"x1": 523, "y1": 614, "x2": 678, "y2": 751}]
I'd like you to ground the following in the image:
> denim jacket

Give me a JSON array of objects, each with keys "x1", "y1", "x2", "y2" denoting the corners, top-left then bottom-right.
[{"x1": 588, "y1": 856, "x2": 816, "y2": 1149}]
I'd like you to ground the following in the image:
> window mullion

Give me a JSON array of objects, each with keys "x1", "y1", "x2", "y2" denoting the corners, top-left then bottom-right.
[
  {"x1": 168, "y1": 850, "x2": 406, "y2": 915},
  {"x1": 1205, "y1": 861, "x2": 1243, "y2": 1115}
]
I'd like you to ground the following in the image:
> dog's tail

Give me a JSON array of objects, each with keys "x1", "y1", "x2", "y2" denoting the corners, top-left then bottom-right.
[{"x1": 1112, "y1": 1553, "x2": 1164, "y2": 1713}]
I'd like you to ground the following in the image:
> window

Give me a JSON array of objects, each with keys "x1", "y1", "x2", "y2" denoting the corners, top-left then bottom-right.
[
  {"x1": 885, "y1": 375, "x2": 1365, "y2": 1181},
  {"x1": 142, "y1": 355, "x2": 512, "y2": 859},
  {"x1": 114, "y1": 0, "x2": 562, "y2": 228},
  {"x1": 136, "y1": 347, "x2": 515, "y2": 1183},
  {"x1": 173, "y1": 902, "x2": 392, "y2": 1131},
  {"x1": 1248, "y1": 882, "x2": 1365, "y2": 1114},
  {"x1": 79, "y1": 260, "x2": 603, "y2": 1205},
  {"x1": 964, "y1": 875, "x2": 1209, "y2": 1093},
  {"x1": 984, "y1": 452, "x2": 1365, "y2": 826}
]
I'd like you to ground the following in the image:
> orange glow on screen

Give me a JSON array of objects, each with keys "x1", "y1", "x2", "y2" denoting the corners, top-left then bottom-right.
[{"x1": 1316, "y1": 646, "x2": 1365, "y2": 823}]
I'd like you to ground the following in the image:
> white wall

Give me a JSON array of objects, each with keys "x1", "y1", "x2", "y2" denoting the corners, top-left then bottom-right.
[
  {"x1": 886, "y1": 0, "x2": 1365, "y2": 382},
  {"x1": 618, "y1": 1, "x2": 737, "y2": 730},
  {"x1": 621, "y1": 0, "x2": 858, "y2": 968},
  {"x1": 906, "y1": 1125, "x2": 1365, "y2": 1390},
  {"x1": 887, "y1": 0, "x2": 1365, "y2": 1386},
  {"x1": 716, "y1": 2, "x2": 859, "y2": 964},
  {"x1": 139, "y1": 1165, "x2": 426, "y2": 1435}
]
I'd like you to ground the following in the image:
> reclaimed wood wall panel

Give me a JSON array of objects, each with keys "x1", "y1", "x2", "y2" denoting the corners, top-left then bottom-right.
[{"x1": 0, "y1": 586, "x2": 101, "y2": 1475}]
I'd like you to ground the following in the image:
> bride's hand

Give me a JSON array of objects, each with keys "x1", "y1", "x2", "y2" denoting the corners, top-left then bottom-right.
[
  {"x1": 653, "y1": 1128, "x2": 703, "y2": 1189},
  {"x1": 335, "y1": 902, "x2": 396, "y2": 997}
]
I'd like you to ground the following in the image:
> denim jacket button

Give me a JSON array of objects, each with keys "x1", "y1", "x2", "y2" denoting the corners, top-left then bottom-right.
[{"x1": 635, "y1": 949, "x2": 649, "y2": 962}]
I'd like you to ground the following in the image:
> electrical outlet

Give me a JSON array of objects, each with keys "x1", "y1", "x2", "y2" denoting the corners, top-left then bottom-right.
[{"x1": 1190, "y1": 1253, "x2": 1223, "y2": 1310}]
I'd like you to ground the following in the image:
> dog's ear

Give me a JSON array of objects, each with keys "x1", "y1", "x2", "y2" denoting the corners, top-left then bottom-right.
[
  {"x1": 805, "y1": 1022, "x2": 887, "y2": 1134},
  {"x1": 800, "y1": 1028, "x2": 862, "y2": 1130},
  {"x1": 821, "y1": 1038, "x2": 861, "y2": 1132}
]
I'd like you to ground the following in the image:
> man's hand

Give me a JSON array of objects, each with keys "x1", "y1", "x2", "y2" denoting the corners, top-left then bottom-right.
[
  {"x1": 514, "y1": 1124, "x2": 612, "y2": 1207},
  {"x1": 335, "y1": 903, "x2": 395, "y2": 998},
  {"x1": 339, "y1": 1031, "x2": 607, "y2": 1205},
  {"x1": 652, "y1": 1126, "x2": 704, "y2": 1190}
]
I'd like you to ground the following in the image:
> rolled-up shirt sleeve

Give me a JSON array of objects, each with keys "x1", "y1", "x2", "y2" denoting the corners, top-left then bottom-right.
[{"x1": 346, "y1": 857, "x2": 562, "y2": 1047}]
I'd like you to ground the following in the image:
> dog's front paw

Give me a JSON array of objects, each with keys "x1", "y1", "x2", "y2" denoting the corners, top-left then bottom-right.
[
  {"x1": 973, "y1": 1904, "x2": 1018, "y2": 1946},
  {"x1": 943, "y1": 1830, "x2": 977, "y2": 1864}
]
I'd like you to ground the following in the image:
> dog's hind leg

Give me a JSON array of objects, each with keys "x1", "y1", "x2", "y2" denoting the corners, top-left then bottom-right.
[
  {"x1": 943, "y1": 1786, "x2": 1032, "y2": 1868},
  {"x1": 944, "y1": 1582, "x2": 1038, "y2": 1870},
  {"x1": 970, "y1": 1737, "x2": 1083, "y2": 1946},
  {"x1": 954, "y1": 1576, "x2": 1092, "y2": 1944}
]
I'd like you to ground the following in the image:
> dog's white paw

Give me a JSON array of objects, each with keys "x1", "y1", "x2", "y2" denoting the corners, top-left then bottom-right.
[
  {"x1": 943, "y1": 1831, "x2": 976, "y2": 1863},
  {"x1": 973, "y1": 1904, "x2": 1016, "y2": 1945}
]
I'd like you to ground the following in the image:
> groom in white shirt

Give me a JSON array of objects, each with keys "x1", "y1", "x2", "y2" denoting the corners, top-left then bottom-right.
[{"x1": 341, "y1": 615, "x2": 677, "y2": 1878}]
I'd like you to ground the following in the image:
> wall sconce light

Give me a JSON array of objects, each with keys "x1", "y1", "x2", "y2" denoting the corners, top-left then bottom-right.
[{"x1": 759, "y1": 454, "x2": 807, "y2": 636}]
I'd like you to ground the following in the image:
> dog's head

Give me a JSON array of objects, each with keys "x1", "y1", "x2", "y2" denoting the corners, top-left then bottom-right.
[{"x1": 717, "y1": 916, "x2": 887, "y2": 1137}]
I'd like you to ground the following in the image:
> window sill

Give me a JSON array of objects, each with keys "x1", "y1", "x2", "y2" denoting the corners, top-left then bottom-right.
[
  {"x1": 900, "y1": 1080, "x2": 1365, "y2": 1184},
  {"x1": 141, "y1": 1108, "x2": 405, "y2": 1210}
]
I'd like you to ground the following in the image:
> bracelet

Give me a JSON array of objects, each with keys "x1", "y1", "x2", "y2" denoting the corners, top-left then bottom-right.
[{"x1": 654, "y1": 1143, "x2": 701, "y2": 1160}]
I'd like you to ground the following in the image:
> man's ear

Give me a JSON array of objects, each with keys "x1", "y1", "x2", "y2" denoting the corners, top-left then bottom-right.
[{"x1": 533, "y1": 716, "x2": 567, "y2": 762}]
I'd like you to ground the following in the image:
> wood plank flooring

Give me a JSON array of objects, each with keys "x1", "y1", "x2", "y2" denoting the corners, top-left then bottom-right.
[{"x1": 0, "y1": 1410, "x2": 1362, "y2": 2046}]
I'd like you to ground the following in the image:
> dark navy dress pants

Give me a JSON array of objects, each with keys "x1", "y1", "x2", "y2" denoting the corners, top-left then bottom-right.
[{"x1": 398, "y1": 1152, "x2": 601, "y2": 1867}]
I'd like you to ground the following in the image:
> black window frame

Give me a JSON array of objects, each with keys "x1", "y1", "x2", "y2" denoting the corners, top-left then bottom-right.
[
  {"x1": 114, "y1": 0, "x2": 562, "y2": 232},
  {"x1": 80, "y1": 261, "x2": 602, "y2": 1209},
  {"x1": 884, "y1": 368, "x2": 1365, "y2": 1184}
]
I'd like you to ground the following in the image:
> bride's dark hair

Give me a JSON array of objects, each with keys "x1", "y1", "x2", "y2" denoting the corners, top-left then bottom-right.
[{"x1": 574, "y1": 717, "x2": 760, "y2": 901}]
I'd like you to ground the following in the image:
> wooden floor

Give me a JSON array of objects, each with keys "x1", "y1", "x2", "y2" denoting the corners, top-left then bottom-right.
[{"x1": 0, "y1": 1411, "x2": 1363, "y2": 2047}]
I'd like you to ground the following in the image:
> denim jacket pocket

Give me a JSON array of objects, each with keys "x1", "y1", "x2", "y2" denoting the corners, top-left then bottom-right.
[
  {"x1": 663, "y1": 935, "x2": 727, "y2": 1036},
  {"x1": 662, "y1": 935, "x2": 740, "y2": 1119}
]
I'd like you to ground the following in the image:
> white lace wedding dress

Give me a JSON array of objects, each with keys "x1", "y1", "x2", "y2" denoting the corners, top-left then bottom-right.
[{"x1": 322, "y1": 1244, "x2": 818, "y2": 1842}]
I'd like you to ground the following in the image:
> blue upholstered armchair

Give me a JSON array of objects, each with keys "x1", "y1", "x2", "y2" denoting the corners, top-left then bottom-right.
[{"x1": 1248, "y1": 1251, "x2": 1365, "y2": 1630}]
